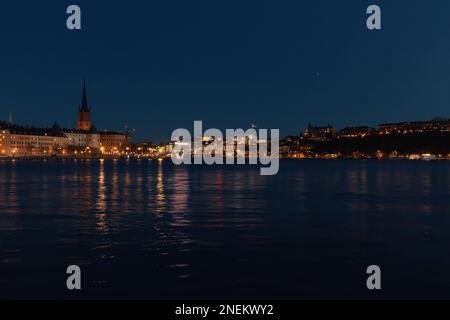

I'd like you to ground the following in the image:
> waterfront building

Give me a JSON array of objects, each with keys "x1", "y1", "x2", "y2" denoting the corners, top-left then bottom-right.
[
  {"x1": 378, "y1": 119, "x2": 450, "y2": 135},
  {"x1": 339, "y1": 126, "x2": 376, "y2": 138},
  {"x1": 303, "y1": 124, "x2": 336, "y2": 141},
  {"x1": 132, "y1": 141, "x2": 173, "y2": 158},
  {"x1": 64, "y1": 129, "x2": 100, "y2": 149},
  {"x1": 0, "y1": 128, "x2": 7, "y2": 157},
  {"x1": 99, "y1": 131, "x2": 131, "y2": 154},
  {"x1": 133, "y1": 141, "x2": 156, "y2": 154},
  {"x1": 0, "y1": 126, "x2": 68, "y2": 157}
]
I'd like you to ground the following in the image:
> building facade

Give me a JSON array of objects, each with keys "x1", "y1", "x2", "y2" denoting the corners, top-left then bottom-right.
[
  {"x1": 378, "y1": 119, "x2": 450, "y2": 135},
  {"x1": 100, "y1": 132, "x2": 131, "y2": 154},
  {"x1": 339, "y1": 126, "x2": 376, "y2": 138},
  {"x1": 0, "y1": 127, "x2": 68, "y2": 157},
  {"x1": 64, "y1": 130, "x2": 100, "y2": 149},
  {"x1": 303, "y1": 124, "x2": 336, "y2": 141},
  {"x1": 0, "y1": 129, "x2": 7, "y2": 157}
]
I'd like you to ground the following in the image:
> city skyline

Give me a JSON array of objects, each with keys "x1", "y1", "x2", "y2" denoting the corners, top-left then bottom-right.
[
  {"x1": 1, "y1": 80, "x2": 448, "y2": 144},
  {"x1": 2, "y1": 1, "x2": 450, "y2": 140},
  {"x1": 1, "y1": 81, "x2": 448, "y2": 160}
]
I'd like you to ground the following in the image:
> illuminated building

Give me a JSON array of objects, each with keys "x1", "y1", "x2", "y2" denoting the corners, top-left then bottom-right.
[
  {"x1": 99, "y1": 131, "x2": 131, "y2": 154},
  {"x1": 0, "y1": 127, "x2": 68, "y2": 157},
  {"x1": 303, "y1": 124, "x2": 336, "y2": 141},
  {"x1": 133, "y1": 141, "x2": 155, "y2": 155},
  {"x1": 0, "y1": 129, "x2": 6, "y2": 156},
  {"x1": 339, "y1": 126, "x2": 376, "y2": 138},
  {"x1": 64, "y1": 129, "x2": 100, "y2": 149},
  {"x1": 378, "y1": 119, "x2": 450, "y2": 135}
]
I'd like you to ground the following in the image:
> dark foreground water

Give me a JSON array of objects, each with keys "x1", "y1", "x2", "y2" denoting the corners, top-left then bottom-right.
[{"x1": 0, "y1": 159, "x2": 449, "y2": 299}]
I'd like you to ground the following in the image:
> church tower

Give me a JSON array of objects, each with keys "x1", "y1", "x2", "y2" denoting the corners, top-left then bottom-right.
[{"x1": 77, "y1": 81, "x2": 92, "y2": 131}]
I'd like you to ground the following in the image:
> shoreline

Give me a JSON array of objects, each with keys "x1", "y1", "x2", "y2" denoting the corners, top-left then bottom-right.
[{"x1": 0, "y1": 156, "x2": 448, "y2": 162}]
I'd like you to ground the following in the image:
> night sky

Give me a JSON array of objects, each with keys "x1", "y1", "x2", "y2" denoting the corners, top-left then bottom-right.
[{"x1": 1, "y1": 0, "x2": 449, "y2": 141}]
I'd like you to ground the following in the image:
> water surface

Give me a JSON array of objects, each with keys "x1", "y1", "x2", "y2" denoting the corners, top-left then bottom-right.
[{"x1": 0, "y1": 159, "x2": 449, "y2": 299}]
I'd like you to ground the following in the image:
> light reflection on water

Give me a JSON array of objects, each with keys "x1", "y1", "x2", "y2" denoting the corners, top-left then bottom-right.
[{"x1": 0, "y1": 159, "x2": 449, "y2": 299}]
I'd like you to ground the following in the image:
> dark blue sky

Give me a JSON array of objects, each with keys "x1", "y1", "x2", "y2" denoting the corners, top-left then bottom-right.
[{"x1": 1, "y1": 0, "x2": 449, "y2": 141}]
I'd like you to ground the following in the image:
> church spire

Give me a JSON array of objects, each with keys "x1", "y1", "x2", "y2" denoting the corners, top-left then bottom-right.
[
  {"x1": 80, "y1": 80, "x2": 90, "y2": 112},
  {"x1": 77, "y1": 80, "x2": 93, "y2": 131}
]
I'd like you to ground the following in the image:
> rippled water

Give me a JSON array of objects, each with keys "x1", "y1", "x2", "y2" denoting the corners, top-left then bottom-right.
[{"x1": 0, "y1": 159, "x2": 449, "y2": 299}]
